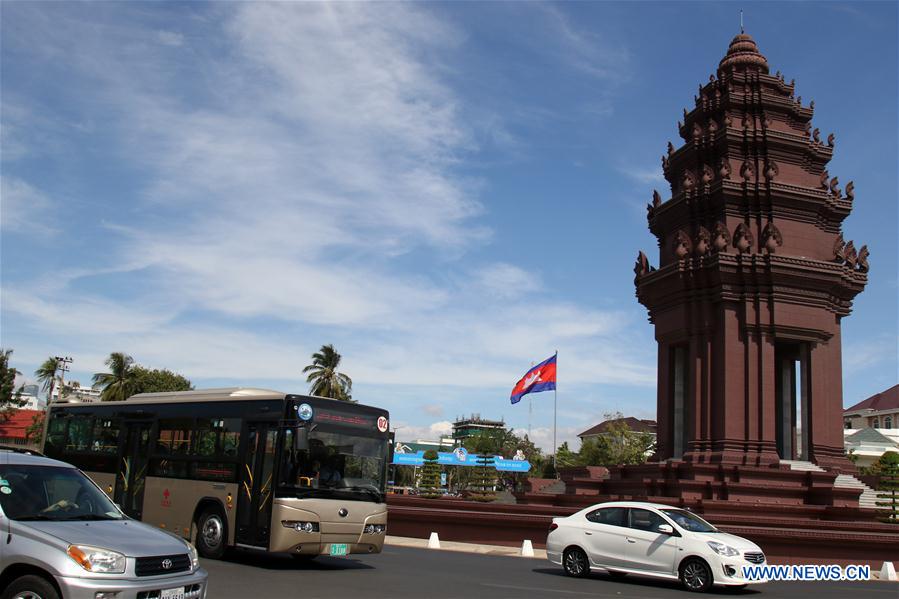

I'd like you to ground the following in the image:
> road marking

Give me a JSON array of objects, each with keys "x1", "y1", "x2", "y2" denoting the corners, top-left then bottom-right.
[{"x1": 479, "y1": 583, "x2": 596, "y2": 596}]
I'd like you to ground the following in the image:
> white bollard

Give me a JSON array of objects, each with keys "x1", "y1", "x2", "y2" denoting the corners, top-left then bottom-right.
[
  {"x1": 879, "y1": 561, "x2": 897, "y2": 581},
  {"x1": 520, "y1": 539, "x2": 535, "y2": 557},
  {"x1": 427, "y1": 532, "x2": 441, "y2": 549}
]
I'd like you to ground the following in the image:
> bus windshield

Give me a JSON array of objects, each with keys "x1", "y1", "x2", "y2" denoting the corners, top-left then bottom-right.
[{"x1": 278, "y1": 429, "x2": 387, "y2": 503}]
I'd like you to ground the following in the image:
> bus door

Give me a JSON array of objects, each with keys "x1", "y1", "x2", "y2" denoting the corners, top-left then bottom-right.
[
  {"x1": 236, "y1": 421, "x2": 278, "y2": 548},
  {"x1": 115, "y1": 420, "x2": 153, "y2": 519}
]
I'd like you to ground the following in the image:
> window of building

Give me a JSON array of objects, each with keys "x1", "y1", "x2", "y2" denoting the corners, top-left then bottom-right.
[
  {"x1": 872, "y1": 418, "x2": 879, "y2": 428},
  {"x1": 885, "y1": 416, "x2": 893, "y2": 430}
]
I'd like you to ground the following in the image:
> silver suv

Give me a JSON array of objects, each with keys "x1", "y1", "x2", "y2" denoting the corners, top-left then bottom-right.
[{"x1": 0, "y1": 450, "x2": 208, "y2": 599}]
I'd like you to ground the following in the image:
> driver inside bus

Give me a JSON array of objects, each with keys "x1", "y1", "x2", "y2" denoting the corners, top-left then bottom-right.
[{"x1": 308, "y1": 440, "x2": 342, "y2": 487}]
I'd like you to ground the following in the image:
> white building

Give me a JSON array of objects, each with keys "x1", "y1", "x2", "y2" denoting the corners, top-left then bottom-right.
[
  {"x1": 843, "y1": 384, "x2": 899, "y2": 467},
  {"x1": 51, "y1": 382, "x2": 102, "y2": 403}
]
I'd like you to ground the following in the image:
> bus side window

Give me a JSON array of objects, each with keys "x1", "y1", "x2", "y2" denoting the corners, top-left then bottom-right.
[
  {"x1": 91, "y1": 419, "x2": 120, "y2": 453},
  {"x1": 194, "y1": 419, "x2": 217, "y2": 457},
  {"x1": 157, "y1": 419, "x2": 193, "y2": 455},
  {"x1": 45, "y1": 417, "x2": 68, "y2": 456},
  {"x1": 67, "y1": 416, "x2": 93, "y2": 452},
  {"x1": 220, "y1": 419, "x2": 240, "y2": 457}
]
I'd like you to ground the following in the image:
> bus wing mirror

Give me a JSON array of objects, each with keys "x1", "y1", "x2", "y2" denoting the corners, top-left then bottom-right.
[{"x1": 295, "y1": 427, "x2": 309, "y2": 451}]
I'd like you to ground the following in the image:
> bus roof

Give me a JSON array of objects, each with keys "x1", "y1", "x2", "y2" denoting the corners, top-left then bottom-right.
[{"x1": 88, "y1": 387, "x2": 287, "y2": 405}]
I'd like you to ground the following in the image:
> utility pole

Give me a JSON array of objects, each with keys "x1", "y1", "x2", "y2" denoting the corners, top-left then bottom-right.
[{"x1": 54, "y1": 356, "x2": 72, "y2": 402}]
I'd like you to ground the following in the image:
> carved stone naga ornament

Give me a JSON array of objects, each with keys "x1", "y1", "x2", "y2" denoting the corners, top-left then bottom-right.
[
  {"x1": 819, "y1": 169, "x2": 830, "y2": 190},
  {"x1": 845, "y1": 181, "x2": 855, "y2": 201},
  {"x1": 857, "y1": 245, "x2": 869, "y2": 272},
  {"x1": 634, "y1": 251, "x2": 653, "y2": 283},
  {"x1": 733, "y1": 222, "x2": 754, "y2": 254},
  {"x1": 813, "y1": 127, "x2": 821, "y2": 143},
  {"x1": 827, "y1": 133, "x2": 835, "y2": 148},
  {"x1": 829, "y1": 176, "x2": 841, "y2": 198},
  {"x1": 761, "y1": 221, "x2": 784, "y2": 254},
  {"x1": 833, "y1": 233, "x2": 846, "y2": 263},
  {"x1": 844, "y1": 240, "x2": 857, "y2": 269}
]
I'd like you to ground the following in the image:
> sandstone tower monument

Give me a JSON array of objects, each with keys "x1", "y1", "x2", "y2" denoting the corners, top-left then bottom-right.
[{"x1": 634, "y1": 32, "x2": 868, "y2": 474}]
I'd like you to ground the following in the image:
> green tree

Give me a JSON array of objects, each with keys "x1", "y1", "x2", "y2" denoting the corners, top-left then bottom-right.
[
  {"x1": 578, "y1": 413, "x2": 656, "y2": 467},
  {"x1": 302, "y1": 344, "x2": 353, "y2": 401},
  {"x1": 92, "y1": 352, "x2": 140, "y2": 401},
  {"x1": 554, "y1": 441, "x2": 581, "y2": 468},
  {"x1": 0, "y1": 348, "x2": 26, "y2": 419},
  {"x1": 35, "y1": 356, "x2": 60, "y2": 400},
  {"x1": 419, "y1": 449, "x2": 442, "y2": 499},
  {"x1": 875, "y1": 451, "x2": 899, "y2": 524},
  {"x1": 25, "y1": 411, "x2": 46, "y2": 445},
  {"x1": 132, "y1": 366, "x2": 193, "y2": 394}
]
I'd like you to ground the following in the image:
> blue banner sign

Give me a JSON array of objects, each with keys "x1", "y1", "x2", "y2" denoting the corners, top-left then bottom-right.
[{"x1": 391, "y1": 450, "x2": 531, "y2": 473}]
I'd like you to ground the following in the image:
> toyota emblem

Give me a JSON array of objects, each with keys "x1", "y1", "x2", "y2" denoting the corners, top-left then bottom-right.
[
  {"x1": 161, "y1": 558, "x2": 173, "y2": 570},
  {"x1": 338, "y1": 508, "x2": 348, "y2": 518}
]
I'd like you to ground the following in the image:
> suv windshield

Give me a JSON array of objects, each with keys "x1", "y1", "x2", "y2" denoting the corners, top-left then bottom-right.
[
  {"x1": 0, "y1": 464, "x2": 123, "y2": 521},
  {"x1": 278, "y1": 430, "x2": 387, "y2": 503},
  {"x1": 662, "y1": 508, "x2": 718, "y2": 533}
]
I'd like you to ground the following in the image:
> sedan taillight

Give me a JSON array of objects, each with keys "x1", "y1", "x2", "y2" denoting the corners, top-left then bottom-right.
[{"x1": 548, "y1": 522, "x2": 558, "y2": 532}]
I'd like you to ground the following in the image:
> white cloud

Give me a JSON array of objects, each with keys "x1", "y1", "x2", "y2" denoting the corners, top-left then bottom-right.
[
  {"x1": 1, "y1": 3, "x2": 655, "y2": 433},
  {"x1": 0, "y1": 177, "x2": 56, "y2": 234},
  {"x1": 156, "y1": 30, "x2": 183, "y2": 47}
]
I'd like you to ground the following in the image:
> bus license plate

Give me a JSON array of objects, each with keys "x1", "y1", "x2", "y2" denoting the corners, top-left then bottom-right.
[
  {"x1": 329, "y1": 544, "x2": 348, "y2": 557},
  {"x1": 160, "y1": 588, "x2": 184, "y2": 599}
]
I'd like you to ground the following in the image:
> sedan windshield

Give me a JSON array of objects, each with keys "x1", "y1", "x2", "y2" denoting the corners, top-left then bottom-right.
[
  {"x1": 278, "y1": 429, "x2": 387, "y2": 503},
  {"x1": 0, "y1": 465, "x2": 123, "y2": 521},
  {"x1": 662, "y1": 508, "x2": 718, "y2": 533}
]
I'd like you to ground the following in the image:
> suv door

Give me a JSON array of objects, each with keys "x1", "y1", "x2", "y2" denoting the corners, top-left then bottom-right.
[
  {"x1": 622, "y1": 508, "x2": 679, "y2": 574},
  {"x1": 582, "y1": 507, "x2": 630, "y2": 569}
]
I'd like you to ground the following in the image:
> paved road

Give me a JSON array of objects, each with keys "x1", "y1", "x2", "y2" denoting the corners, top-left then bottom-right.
[{"x1": 202, "y1": 546, "x2": 895, "y2": 598}]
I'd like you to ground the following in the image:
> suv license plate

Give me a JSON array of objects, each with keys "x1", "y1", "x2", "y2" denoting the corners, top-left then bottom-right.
[
  {"x1": 161, "y1": 587, "x2": 185, "y2": 599},
  {"x1": 329, "y1": 543, "x2": 348, "y2": 557}
]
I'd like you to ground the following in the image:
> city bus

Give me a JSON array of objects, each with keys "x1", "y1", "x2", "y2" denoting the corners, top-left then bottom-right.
[{"x1": 42, "y1": 388, "x2": 390, "y2": 559}]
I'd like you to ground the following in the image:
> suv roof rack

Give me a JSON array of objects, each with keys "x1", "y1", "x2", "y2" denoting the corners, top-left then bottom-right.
[{"x1": 0, "y1": 445, "x2": 44, "y2": 457}]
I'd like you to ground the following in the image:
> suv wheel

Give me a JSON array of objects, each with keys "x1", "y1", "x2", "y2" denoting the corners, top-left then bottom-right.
[
  {"x1": 2, "y1": 575, "x2": 60, "y2": 599},
  {"x1": 680, "y1": 558, "x2": 714, "y2": 592},
  {"x1": 562, "y1": 547, "x2": 590, "y2": 578},
  {"x1": 196, "y1": 506, "x2": 228, "y2": 559}
]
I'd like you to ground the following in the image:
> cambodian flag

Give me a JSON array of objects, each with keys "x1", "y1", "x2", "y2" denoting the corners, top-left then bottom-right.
[{"x1": 510, "y1": 354, "x2": 557, "y2": 404}]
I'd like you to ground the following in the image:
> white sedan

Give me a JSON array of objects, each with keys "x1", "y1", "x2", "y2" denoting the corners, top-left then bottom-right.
[{"x1": 546, "y1": 501, "x2": 767, "y2": 592}]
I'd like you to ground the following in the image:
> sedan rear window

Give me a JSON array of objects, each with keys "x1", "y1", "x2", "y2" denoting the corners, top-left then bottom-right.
[{"x1": 586, "y1": 507, "x2": 627, "y2": 526}]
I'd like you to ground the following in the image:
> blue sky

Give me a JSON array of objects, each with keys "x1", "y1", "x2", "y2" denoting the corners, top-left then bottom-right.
[{"x1": 2, "y1": 2, "x2": 896, "y2": 450}]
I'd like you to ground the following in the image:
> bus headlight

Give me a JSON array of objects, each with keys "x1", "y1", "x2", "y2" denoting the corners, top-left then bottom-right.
[
  {"x1": 67, "y1": 545, "x2": 126, "y2": 574},
  {"x1": 281, "y1": 520, "x2": 319, "y2": 533},
  {"x1": 363, "y1": 524, "x2": 386, "y2": 534}
]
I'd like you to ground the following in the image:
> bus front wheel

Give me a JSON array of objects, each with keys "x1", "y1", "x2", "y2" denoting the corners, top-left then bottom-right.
[{"x1": 196, "y1": 507, "x2": 228, "y2": 559}]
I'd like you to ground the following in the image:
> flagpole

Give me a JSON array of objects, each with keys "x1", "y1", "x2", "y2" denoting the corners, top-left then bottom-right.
[{"x1": 553, "y1": 349, "x2": 558, "y2": 477}]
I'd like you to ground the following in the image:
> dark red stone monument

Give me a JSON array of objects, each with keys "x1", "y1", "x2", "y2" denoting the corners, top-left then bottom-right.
[
  {"x1": 635, "y1": 32, "x2": 868, "y2": 474},
  {"x1": 389, "y1": 33, "x2": 898, "y2": 565}
]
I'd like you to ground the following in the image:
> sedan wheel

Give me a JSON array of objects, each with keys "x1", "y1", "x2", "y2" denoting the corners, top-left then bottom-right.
[
  {"x1": 680, "y1": 558, "x2": 714, "y2": 593},
  {"x1": 563, "y1": 548, "x2": 590, "y2": 578}
]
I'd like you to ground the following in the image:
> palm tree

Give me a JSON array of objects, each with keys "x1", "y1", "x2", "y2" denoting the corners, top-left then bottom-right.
[
  {"x1": 92, "y1": 352, "x2": 139, "y2": 401},
  {"x1": 35, "y1": 357, "x2": 60, "y2": 400},
  {"x1": 302, "y1": 344, "x2": 353, "y2": 401}
]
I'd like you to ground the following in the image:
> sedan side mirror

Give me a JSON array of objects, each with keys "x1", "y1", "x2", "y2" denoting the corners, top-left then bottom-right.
[{"x1": 657, "y1": 524, "x2": 674, "y2": 535}]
